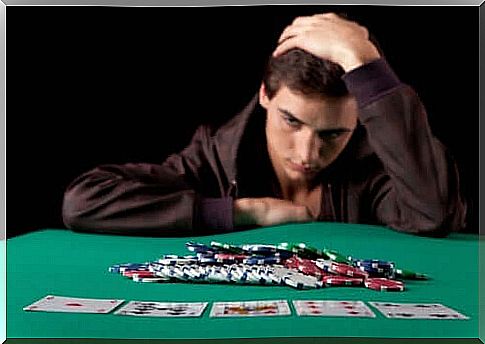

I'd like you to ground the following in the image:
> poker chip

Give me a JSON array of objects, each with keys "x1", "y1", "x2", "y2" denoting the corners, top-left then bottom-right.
[
  {"x1": 330, "y1": 262, "x2": 369, "y2": 279},
  {"x1": 364, "y1": 278, "x2": 404, "y2": 291},
  {"x1": 210, "y1": 241, "x2": 245, "y2": 254},
  {"x1": 283, "y1": 273, "x2": 324, "y2": 289},
  {"x1": 277, "y1": 242, "x2": 326, "y2": 259},
  {"x1": 243, "y1": 256, "x2": 281, "y2": 265},
  {"x1": 242, "y1": 244, "x2": 278, "y2": 255},
  {"x1": 394, "y1": 268, "x2": 428, "y2": 280},
  {"x1": 132, "y1": 276, "x2": 169, "y2": 283},
  {"x1": 214, "y1": 253, "x2": 248, "y2": 264},
  {"x1": 314, "y1": 259, "x2": 339, "y2": 274},
  {"x1": 357, "y1": 265, "x2": 393, "y2": 278},
  {"x1": 158, "y1": 256, "x2": 199, "y2": 265},
  {"x1": 109, "y1": 263, "x2": 149, "y2": 274},
  {"x1": 185, "y1": 242, "x2": 214, "y2": 254},
  {"x1": 285, "y1": 256, "x2": 327, "y2": 278},
  {"x1": 322, "y1": 275, "x2": 363, "y2": 286},
  {"x1": 283, "y1": 256, "x2": 300, "y2": 269},
  {"x1": 322, "y1": 249, "x2": 352, "y2": 264},
  {"x1": 122, "y1": 270, "x2": 155, "y2": 278}
]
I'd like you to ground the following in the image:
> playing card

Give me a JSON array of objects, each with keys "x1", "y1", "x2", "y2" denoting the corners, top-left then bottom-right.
[
  {"x1": 23, "y1": 295, "x2": 124, "y2": 314},
  {"x1": 293, "y1": 300, "x2": 376, "y2": 317},
  {"x1": 114, "y1": 301, "x2": 208, "y2": 317},
  {"x1": 369, "y1": 302, "x2": 469, "y2": 319},
  {"x1": 210, "y1": 300, "x2": 291, "y2": 317}
]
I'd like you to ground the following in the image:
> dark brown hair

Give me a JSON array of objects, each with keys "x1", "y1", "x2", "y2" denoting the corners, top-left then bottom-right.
[{"x1": 262, "y1": 48, "x2": 348, "y2": 99}]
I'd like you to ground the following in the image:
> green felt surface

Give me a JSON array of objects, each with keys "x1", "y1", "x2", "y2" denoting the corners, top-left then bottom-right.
[{"x1": 6, "y1": 223, "x2": 479, "y2": 340}]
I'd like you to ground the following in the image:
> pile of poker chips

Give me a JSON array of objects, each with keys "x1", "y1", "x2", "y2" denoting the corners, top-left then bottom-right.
[{"x1": 109, "y1": 241, "x2": 428, "y2": 291}]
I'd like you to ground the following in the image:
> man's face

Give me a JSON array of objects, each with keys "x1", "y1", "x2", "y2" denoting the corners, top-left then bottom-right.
[{"x1": 259, "y1": 84, "x2": 358, "y2": 185}]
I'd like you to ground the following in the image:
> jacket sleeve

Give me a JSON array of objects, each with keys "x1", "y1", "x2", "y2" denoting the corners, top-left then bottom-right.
[
  {"x1": 342, "y1": 59, "x2": 466, "y2": 237},
  {"x1": 62, "y1": 125, "x2": 235, "y2": 236}
]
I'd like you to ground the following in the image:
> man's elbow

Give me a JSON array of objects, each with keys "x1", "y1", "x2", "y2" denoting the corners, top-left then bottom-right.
[
  {"x1": 62, "y1": 191, "x2": 94, "y2": 231},
  {"x1": 398, "y1": 207, "x2": 465, "y2": 238}
]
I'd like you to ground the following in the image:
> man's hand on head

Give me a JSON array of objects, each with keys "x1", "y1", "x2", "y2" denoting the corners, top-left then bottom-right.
[
  {"x1": 273, "y1": 13, "x2": 381, "y2": 72},
  {"x1": 234, "y1": 197, "x2": 314, "y2": 227}
]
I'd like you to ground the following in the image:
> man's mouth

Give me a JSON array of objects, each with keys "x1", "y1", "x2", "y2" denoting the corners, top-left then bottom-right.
[{"x1": 287, "y1": 160, "x2": 317, "y2": 174}]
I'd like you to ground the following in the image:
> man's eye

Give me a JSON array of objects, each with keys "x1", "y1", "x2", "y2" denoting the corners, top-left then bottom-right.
[
  {"x1": 283, "y1": 115, "x2": 300, "y2": 128},
  {"x1": 319, "y1": 132, "x2": 341, "y2": 140}
]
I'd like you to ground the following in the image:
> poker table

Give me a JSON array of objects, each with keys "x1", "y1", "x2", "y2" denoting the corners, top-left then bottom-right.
[{"x1": 5, "y1": 222, "x2": 482, "y2": 343}]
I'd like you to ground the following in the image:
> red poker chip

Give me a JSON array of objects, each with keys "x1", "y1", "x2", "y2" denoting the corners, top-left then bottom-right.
[
  {"x1": 364, "y1": 278, "x2": 405, "y2": 291},
  {"x1": 298, "y1": 264, "x2": 328, "y2": 278},
  {"x1": 123, "y1": 270, "x2": 154, "y2": 278},
  {"x1": 284, "y1": 257, "x2": 300, "y2": 269},
  {"x1": 214, "y1": 253, "x2": 248, "y2": 262},
  {"x1": 330, "y1": 262, "x2": 369, "y2": 279},
  {"x1": 322, "y1": 275, "x2": 363, "y2": 286},
  {"x1": 292, "y1": 257, "x2": 327, "y2": 278}
]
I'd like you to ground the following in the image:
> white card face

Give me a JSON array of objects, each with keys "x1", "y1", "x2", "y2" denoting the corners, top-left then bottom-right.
[
  {"x1": 114, "y1": 301, "x2": 208, "y2": 317},
  {"x1": 23, "y1": 295, "x2": 125, "y2": 314},
  {"x1": 293, "y1": 300, "x2": 376, "y2": 317},
  {"x1": 369, "y1": 302, "x2": 469, "y2": 320},
  {"x1": 210, "y1": 300, "x2": 291, "y2": 317}
]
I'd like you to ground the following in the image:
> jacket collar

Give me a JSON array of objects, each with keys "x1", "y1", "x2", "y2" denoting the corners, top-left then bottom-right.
[{"x1": 214, "y1": 94, "x2": 260, "y2": 183}]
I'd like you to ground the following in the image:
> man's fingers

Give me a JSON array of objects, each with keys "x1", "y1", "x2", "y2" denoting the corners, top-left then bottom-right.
[
  {"x1": 273, "y1": 36, "x2": 302, "y2": 57},
  {"x1": 278, "y1": 25, "x2": 306, "y2": 44},
  {"x1": 291, "y1": 15, "x2": 320, "y2": 26}
]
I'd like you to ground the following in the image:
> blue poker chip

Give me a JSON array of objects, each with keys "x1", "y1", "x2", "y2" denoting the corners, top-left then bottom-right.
[
  {"x1": 357, "y1": 265, "x2": 393, "y2": 277},
  {"x1": 353, "y1": 259, "x2": 395, "y2": 268},
  {"x1": 199, "y1": 256, "x2": 218, "y2": 264},
  {"x1": 242, "y1": 244, "x2": 278, "y2": 255},
  {"x1": 273, "y1": 250, "x2": 294, "y2": 259},
  {"x1": 243, "y1": 256, "x2": 281, "y2": 265}
]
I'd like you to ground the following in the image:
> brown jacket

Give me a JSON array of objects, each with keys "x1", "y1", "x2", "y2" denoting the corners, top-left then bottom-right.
[{"x1": 62, "y1": 59, "x2": 466, "y2": 237}]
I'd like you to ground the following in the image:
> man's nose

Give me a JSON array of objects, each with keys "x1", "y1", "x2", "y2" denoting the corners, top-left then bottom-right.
[{"x1": 296, "y1": 130, "x2": 320, "y2": 165}]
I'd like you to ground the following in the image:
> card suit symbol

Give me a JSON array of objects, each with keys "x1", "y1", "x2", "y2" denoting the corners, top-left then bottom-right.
[
  {"x1": 394, "y1": 313, "x2": 415, "y2": 317},
  {"x1": 46, "y1": 296, "x2": 54, "y2": 300},
  {"x1": 97, "y1": 309, "x2": 106, "y2": 313},
  {"x1": 65, "y1": 303, "x2": 83, "y2": 307},
  {"x1": 429, "y1": 313, "x2": 451, "y2": 318}
]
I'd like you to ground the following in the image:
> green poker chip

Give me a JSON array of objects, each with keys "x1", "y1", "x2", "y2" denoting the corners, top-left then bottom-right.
[
  {"x1": 394, "y1": 268, "x2": 428, "y2": 280},
  {"x1": 323, "y1": 248, "x2": 352, "y2": 264},
  {"x1": 277, "y1": 242, "x2": 329, "y2": 259}
]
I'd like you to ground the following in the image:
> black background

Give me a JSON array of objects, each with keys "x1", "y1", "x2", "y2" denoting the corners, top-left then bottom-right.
[{"x1": 7, "y1": 6, "x2": 479, "y2": 238}]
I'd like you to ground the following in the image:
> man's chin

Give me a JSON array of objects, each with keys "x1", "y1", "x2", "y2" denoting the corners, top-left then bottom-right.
[{"x1": 284, "y1": 167, "x2": 318, "y2": 182}]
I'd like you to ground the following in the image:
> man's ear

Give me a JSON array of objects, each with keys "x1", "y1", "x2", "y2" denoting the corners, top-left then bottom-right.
[{"x1": 259, "y1": 83, "x2": 270, "y2": 109}]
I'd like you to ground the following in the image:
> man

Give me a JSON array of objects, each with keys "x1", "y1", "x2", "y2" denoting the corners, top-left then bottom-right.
[{"x1": 62, "y1": 13, "x2": 466, "y2": 237}]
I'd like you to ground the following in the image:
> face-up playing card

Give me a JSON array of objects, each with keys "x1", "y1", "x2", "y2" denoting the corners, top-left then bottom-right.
[
  {"x1": 369, "y1": 302, "x2": 469, "y2": 320},
  {"x1": 210, "y1": 300, "x2": 291, "y2": 317},
  {"x1": 114, "y1": 301, "x2": 208, "y2": 317},
  {"x1": 293, "y1": 300, "x2": 376, "y2": 317},
  {"x1": 23, "y1": 295, "x2": 125, "y2": 314}
]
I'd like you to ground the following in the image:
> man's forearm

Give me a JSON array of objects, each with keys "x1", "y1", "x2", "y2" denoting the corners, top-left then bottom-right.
[{"x1": 343, "y1": 60, "x2": 464, "y2": 232}]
